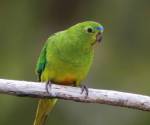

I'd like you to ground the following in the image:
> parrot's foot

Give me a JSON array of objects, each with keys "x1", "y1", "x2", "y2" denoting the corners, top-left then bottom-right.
[
  {"x1": 46, "y1": 80, "x2": 52, "y2": 94},
  {"x1": 80, "y1": 85, "x2": 89, "y2": 97}
]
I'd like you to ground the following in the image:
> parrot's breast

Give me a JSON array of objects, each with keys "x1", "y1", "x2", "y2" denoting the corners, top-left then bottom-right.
[
  {"x1": 41, "y1": 32, "x2": 94, "y2": 86},
  {"x1": 41, "y1": 53, "x2": 93, "y2": 86}
]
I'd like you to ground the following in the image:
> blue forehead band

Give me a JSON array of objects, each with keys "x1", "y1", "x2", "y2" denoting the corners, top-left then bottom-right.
[{"x1": 96, "y1": 26, "x2": 104, "y2": 32}]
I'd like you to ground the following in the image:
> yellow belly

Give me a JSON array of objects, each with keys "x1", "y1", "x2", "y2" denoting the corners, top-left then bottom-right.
[
  {"x1": 54, "y1": 74, "x2": 76, "y2": 85},
  {"x1": 41, "y1": 66, "x2": 87, "y2": 86}
]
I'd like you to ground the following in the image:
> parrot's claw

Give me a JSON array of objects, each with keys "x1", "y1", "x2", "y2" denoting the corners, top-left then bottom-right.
[
  {"x1": 46, "y1": 80, "x2": 52, "y2": 94},
  {"x1": 80, "y1": 85, "x2": 88, "y2": 97}
]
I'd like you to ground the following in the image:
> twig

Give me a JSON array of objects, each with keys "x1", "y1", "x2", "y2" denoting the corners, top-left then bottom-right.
[{"x1": 0, "y1": 78, "x2": 150, "y2": 111}]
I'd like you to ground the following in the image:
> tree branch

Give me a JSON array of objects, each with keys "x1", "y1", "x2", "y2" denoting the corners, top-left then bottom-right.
[{"x1": 0, "y1": 78, "x2": 150, "y2": 111}]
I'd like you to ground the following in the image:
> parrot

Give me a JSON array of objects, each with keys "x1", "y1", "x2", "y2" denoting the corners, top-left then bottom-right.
[{"x1": 33, "y1": 21, "x2": 104, "y2": 125}]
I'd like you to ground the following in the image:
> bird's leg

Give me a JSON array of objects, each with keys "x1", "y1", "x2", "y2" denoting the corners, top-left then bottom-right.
[
  {"x1": 46, "y1": 80, "x2": 52, "y2": 94},
  {"x1": 72, "y1": 81, "x2": 89, "y2": 97},
  {"x1": 80, "y1": 84, "x2": 89, "y2": 97}
]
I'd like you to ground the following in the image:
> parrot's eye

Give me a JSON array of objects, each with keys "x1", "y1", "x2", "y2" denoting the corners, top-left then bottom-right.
[{"x1": 86, "y1": 27, "x2": 94, "y2": 33}]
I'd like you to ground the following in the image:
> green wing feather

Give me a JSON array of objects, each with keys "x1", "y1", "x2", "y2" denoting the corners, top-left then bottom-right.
[{"x1": 36, "y1": 43, "x2": 47, "y2": 81}]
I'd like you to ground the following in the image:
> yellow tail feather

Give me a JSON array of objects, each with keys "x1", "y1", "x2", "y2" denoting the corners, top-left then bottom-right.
[{"x1": 33, "y1": 99, "x2": 57, "y2": 125}]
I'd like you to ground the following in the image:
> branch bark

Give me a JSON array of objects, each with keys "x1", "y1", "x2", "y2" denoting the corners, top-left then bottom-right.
[{"x1": 0, "y1": 78, "x2": 150, "y2": 111}]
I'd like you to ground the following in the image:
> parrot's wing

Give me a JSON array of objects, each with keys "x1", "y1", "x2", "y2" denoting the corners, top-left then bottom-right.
[{"x1": 36, "y1": 43, "x2": 47, "y2": 81}]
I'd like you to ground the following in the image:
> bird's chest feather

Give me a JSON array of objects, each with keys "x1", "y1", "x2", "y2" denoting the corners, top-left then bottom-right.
[
  {"x1": 41, "y1": 39, "x2": 94, "y2": 85},
  {"x1": 41, "y1": 51, "x2": 93, "y2": 86}
]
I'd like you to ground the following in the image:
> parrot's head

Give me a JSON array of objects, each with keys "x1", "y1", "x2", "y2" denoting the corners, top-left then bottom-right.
[{"x1": 68, "y1": 21, "x2": 104, "y2": 47}]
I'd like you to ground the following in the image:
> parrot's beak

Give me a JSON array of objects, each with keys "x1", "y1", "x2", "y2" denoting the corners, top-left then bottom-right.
[
  {"x1": 95, "y1": 26, "x2": 104, "y2": 43},
  {"x1": 96, "y1": 32, "x2": 103, "y2": 43},
  {"x1": 91, "y1": 32, "x2": 103, "y2": 46},
  {"x1": 91, "y1": 26, "x2": 104, "y2": 46}
]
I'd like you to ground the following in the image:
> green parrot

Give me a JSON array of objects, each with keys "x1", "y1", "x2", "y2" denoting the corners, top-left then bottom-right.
[{"x1": 33, "y1": 21, "x2": 104, "y2": 125}]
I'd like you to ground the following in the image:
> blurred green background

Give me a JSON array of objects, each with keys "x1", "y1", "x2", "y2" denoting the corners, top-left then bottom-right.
[{"x1": 0, "y1": 0, "x2": 150, "y2": 125}]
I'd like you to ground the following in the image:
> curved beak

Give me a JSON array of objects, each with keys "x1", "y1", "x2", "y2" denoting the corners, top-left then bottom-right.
[
  {"x1": 96, "y1": 32, "x2": 103, "y2": 43},
  {"x1": 96, "y1": 26, "x2": 104, "y2": 43},
  {"x1": 91, "y1": 26, "x2": 104, "y2": 45}
]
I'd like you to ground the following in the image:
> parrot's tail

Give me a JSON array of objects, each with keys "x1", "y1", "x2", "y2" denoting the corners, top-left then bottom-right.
[{"x1": 33, "y1": 99, "x2": 57, "y2": 125}]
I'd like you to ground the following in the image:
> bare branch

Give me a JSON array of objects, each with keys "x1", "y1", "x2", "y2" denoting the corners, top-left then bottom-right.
[{"x1": 0, "y1": 78, "x2": 150, "y2": 111}]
